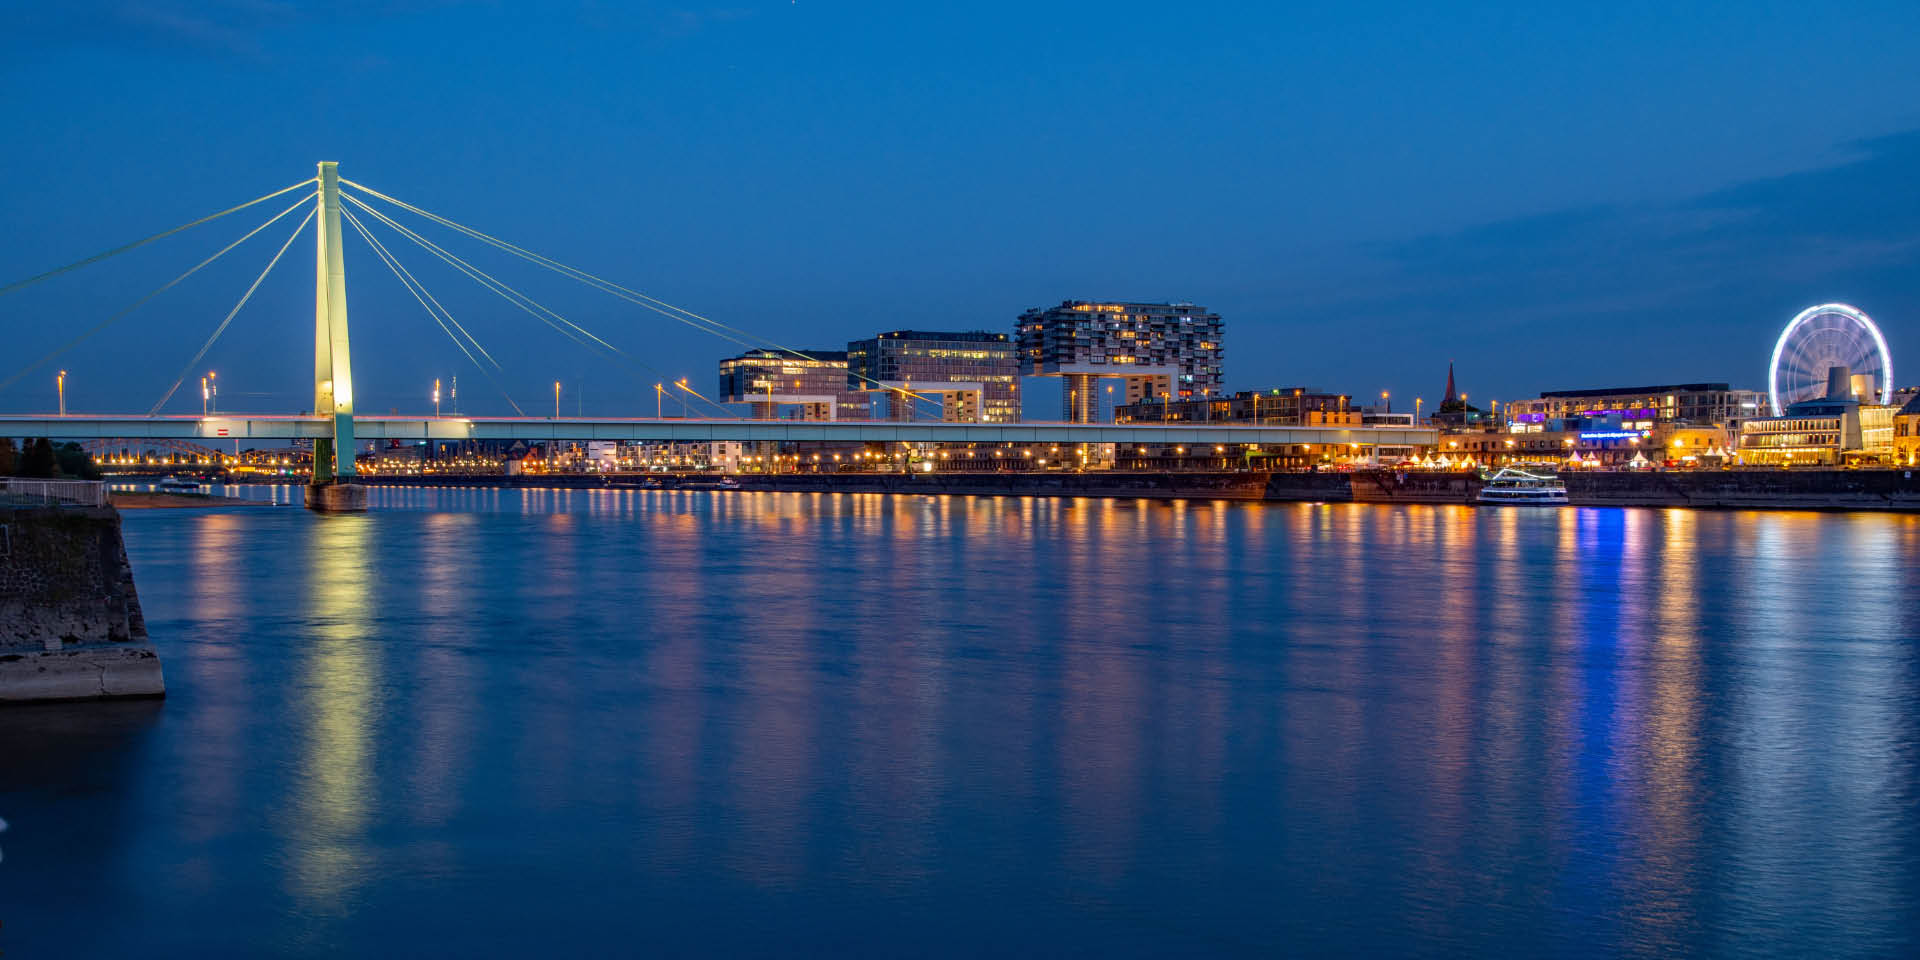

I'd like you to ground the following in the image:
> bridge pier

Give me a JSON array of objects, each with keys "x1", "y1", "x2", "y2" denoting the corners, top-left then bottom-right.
[{"x1": 305, "y1": 482, "x2": 368, "y2": 513}]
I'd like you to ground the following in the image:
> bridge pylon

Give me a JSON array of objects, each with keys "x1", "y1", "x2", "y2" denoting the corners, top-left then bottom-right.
[{"x1": 306, "y1": 161, "x2": 367, "y2": 512}]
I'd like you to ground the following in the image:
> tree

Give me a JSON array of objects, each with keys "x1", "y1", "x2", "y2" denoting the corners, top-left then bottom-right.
[
  {"x1": 0, "y1": 438, "x2": 15, "y2": 475},
  {"x1": 54, "y1": 442, "x2": 101, "y2": 480},
  {"x1": 19, "y1": 438, "x2": 57, "y2": 478}
]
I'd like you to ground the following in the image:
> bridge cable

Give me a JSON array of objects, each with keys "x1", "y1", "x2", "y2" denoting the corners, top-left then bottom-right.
[
  {"x1": 340, "y1": 206, "x2": 527, "y2": 417},
  {"x1": 343, "y1": 192, "x2": 766, "y2": 366},
  {"x1": 342, "y1": 179, "x2": 941, "y2": 413},
  {"x1": 341, "y1": 194, "x2": 628, "y2": 354},
  {"x1": 343, "y1": 195, "x2": 736, "y2": 418},
  {"x1": 0, "y1": 190, "x2": 319, "y2": 397},
  {"x1": 0, "y1": 178, "x2": 318, "y2": 299},
  {"x1": 339, "y1": 180, "x2": 943, "y2": 417},
  {"x1": 340, "y1": 207, "x2": 502, "y2": 370},
  {"x1": 149, "y1": 206, "x2": 317, "y2": 416}
]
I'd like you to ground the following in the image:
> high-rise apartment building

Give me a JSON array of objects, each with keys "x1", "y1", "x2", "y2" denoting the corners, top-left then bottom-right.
[{"x1": 1015, "y1": 300, "x2": 1224, "y2": 421}]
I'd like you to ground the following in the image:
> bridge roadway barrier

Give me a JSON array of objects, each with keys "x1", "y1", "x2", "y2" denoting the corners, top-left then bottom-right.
[{"x1": 1, "y1": 501, "x2": 164, "y2": 703}]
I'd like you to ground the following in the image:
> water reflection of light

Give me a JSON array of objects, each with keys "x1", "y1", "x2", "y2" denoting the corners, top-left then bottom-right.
[
  {"x1": 172, "y1": 511, "x2": 252, "y2": 892},
  {"x1": 408, "y1": 512, "x2": 479, "y2": 826},
  {"x1": 290, "y1": 513, "x2": 378, "y2": 908}
]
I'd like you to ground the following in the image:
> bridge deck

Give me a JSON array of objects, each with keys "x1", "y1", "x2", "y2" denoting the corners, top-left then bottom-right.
[{"x1": 0, "y1": 414, "x2": 1437, "y2": 447}]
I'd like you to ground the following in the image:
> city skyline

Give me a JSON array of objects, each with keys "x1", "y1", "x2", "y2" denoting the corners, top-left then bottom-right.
[{"x1": 3, "y1": 2, "x2": 1918, "y2": 417}]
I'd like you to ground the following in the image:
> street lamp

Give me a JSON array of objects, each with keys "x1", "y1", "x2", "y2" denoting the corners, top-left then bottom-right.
[
  {"x1": 655, "y1": 382, "x2": 665, "y2": 418},
  {"x1": 208, "y1": 371, "x2": 217, "y2": 414},
  {"x1": 433, "y1": 378, "x2": 441, "y2": 418},
  {"x1": 553, "y1": 380, "x2": 561, "y2": 419},
  {"x1": 1381, "y1": 390, "x2": 1389, "y2": 413},
  {"x1": 201, "y1": 376, "x2": 210, "y2": 417},
  {"x1": 675, "y1": 378, "x2": 692, "y2": 418},
  {"x1": 57, "y1": 370, "x2": 66, "y2": 416}
]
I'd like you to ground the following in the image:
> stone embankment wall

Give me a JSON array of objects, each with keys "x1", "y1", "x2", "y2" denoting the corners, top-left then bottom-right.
[
  {"x1": 361, "y1": 468, "x2": 1920, "y2": 511},
  {"x1": 1566, "y1": 469, "x2": 1920, "y2": 509},
  {"x1": 365, "y1": 471, "x2": 1278, "y2": 499},
  {"x1": 1271, "y1": 469, "x2": 1920, "y2": 510},
  {"x1": 727, "y1": 471, "x2": 1275, "y2": 499},
  {"x1": 1, "y1": 506, "x2": 164, "y2": 703}
]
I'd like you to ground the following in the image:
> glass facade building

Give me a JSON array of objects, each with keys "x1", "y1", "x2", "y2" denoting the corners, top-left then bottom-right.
[
  {"x1": 717, "y1": 349, "x2": 870, "y2": 420},
  {"x1": 845, "y1": 330, "x2": 1020, "y2": 422}
]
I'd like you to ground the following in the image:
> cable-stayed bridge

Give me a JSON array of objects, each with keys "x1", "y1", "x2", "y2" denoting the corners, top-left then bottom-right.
[{"x1": 1, "y1": 162, "x2": 1436, "y2": 509}]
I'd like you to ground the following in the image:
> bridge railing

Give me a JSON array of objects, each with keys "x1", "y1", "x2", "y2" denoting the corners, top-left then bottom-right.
[{"x1": 0, "y1": 479, "x2": 109, "y2": 508}]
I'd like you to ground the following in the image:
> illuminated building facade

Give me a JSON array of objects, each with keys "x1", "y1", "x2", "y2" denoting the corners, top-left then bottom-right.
[
  {"x1": 845, "y1": 330, "x2": 1020, "y2": 422},
  {"x1": 1016, "y1": 300, "x2": 1224, "y2": 422},
  {"x1": 1114, "y1": 388, "x2": 1353, "y2": 425},
  {"x1": 1892, "y1": 392, "x2": 1920, "y2": 466},
  {"x1": 1513, "y1": 382, "x2": 1767, "y2": 425},
  {"x1": 718, "y1": 349, "x2": 869, "y2": 420},
  {"x1": 1736, "y1": 367, "x2": 1894, "y2": 465}
]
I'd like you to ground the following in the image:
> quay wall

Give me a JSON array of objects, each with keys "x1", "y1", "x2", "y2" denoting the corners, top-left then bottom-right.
[
  {"x1": 355, "y1": 468, "x2": 1920, "y2": 511},
  {"x1": 362, "y1": 471, "x2": 1277, "y2": 500},
  {"x1": 1, "y1": 506, "x2": 164, "y2": 703},
  {"x1": 1280, "y1": 469, "x2": 1920, "y2": 510}
]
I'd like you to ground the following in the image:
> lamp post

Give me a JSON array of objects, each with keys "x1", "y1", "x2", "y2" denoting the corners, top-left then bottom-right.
[
  {"x1": 655, "y1": 382, "x2": 664, "y2": 418},
  {"x1": 553, "y1": 380, "x2": 560, "y2": 420},
  {"x1": 57, "y1": 370, "x2": 66, "y2": 416},
  {"x1": 1415, "y1": 396, "x2": 1423, "y2": 423},
  {"x1": 208, "y1": 371, "x2": 216, "y2": 414},
  {"x1": 1381, "y1": 390, "x2": 1389, "y2": 414},
  {"x1": 201, "y1": 376, "x2": 209, "y2": 417},
  {"x1": 433, "y1": 378, "x2": 441, "y2": 418}
]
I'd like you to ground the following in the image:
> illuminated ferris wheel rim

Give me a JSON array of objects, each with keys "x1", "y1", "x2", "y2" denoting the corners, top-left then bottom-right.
[{"x1": 1767, "y1": 302, "x2": 1893, "y2": 412}]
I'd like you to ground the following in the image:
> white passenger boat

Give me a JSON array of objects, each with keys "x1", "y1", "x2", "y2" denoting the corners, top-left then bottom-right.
[
  {"x1": 158, "y1": 476, "x2": 204, "y2": 493},
  {"x1": 1475, "y1": 467, "x2": 1568, "y2": 506}
]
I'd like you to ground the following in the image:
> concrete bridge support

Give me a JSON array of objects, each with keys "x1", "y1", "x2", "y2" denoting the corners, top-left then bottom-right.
[{"x1": 308, "y1": 161, "x2": 366, "y2": 512}]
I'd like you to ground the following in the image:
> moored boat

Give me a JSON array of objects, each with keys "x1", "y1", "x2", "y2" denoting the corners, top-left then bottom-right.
[{"x1": 1476, "y1": 467, "x2": 1568, "y2": 506}]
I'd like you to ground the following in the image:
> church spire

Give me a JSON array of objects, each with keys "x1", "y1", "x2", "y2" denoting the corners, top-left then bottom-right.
[{"x1": 1444, "y1": 360, "x2": 1457, "y2": 404}]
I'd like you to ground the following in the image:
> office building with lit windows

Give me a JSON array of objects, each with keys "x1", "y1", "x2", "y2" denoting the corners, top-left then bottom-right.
[
  {"x1": 1736, "y1": 366, "x2": 1895, "y2": 465},
  {"x1": 1015, "y1": 300, "x2": 1224, "y2": 421},
  {"x1": 845, "y1": 330, "x2": 1020, "y2": 422},
  {"x1": 1114, "y1": 388, "x2": 1355, "y2": 426},
  {"x1": 1512, "y1": 383, "x2": 1767, "y2": 425},
  {"x1": 717, "y1": 349, "x2": 869, "y2": 420}
]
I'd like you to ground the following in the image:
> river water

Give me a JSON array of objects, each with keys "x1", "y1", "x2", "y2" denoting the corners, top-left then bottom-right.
[{"x1": 3, "y1": 488, "x2": 1919, "y2": 957}]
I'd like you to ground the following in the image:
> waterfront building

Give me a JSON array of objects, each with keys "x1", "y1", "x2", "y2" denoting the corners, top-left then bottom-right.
[
  {"x1": 1893, "y1": 391, "x2": 1920, "y2": 466},
  {"x1": 1737, "y1": 365, "x2": 1895, "y2": 465},
  {"x1": 1513, "y1": 382, "x2": 1767, "y2": 425},
  {"x1": 630, "y1": 440, "x2": 745, "y2": 472},
  {"x1": 845, "y1": 330, "x2": 1020, "y2": 422},
  {"x1": 718, "y1": 349, "x2": 870, "y2": 420},
  {"x1": 1113, "y1": 388, "x2": 1354, "y2": 426},
  {"x1": 1434, "y1": 418, "x2": 1736, "y2": 469},
  {"x1": 1016, "y1": 300, "x2": 1224, "y2": 421}
]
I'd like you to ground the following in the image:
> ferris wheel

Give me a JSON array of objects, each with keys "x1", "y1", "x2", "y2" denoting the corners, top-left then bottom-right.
[{"x1": 1768, "y1": 303, "x2": 1893, "y2": 412}]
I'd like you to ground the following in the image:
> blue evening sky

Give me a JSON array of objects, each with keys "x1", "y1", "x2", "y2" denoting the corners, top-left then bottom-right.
[{"x1": 3, "y1": 1, "x2": 1918, "y2": 418}]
